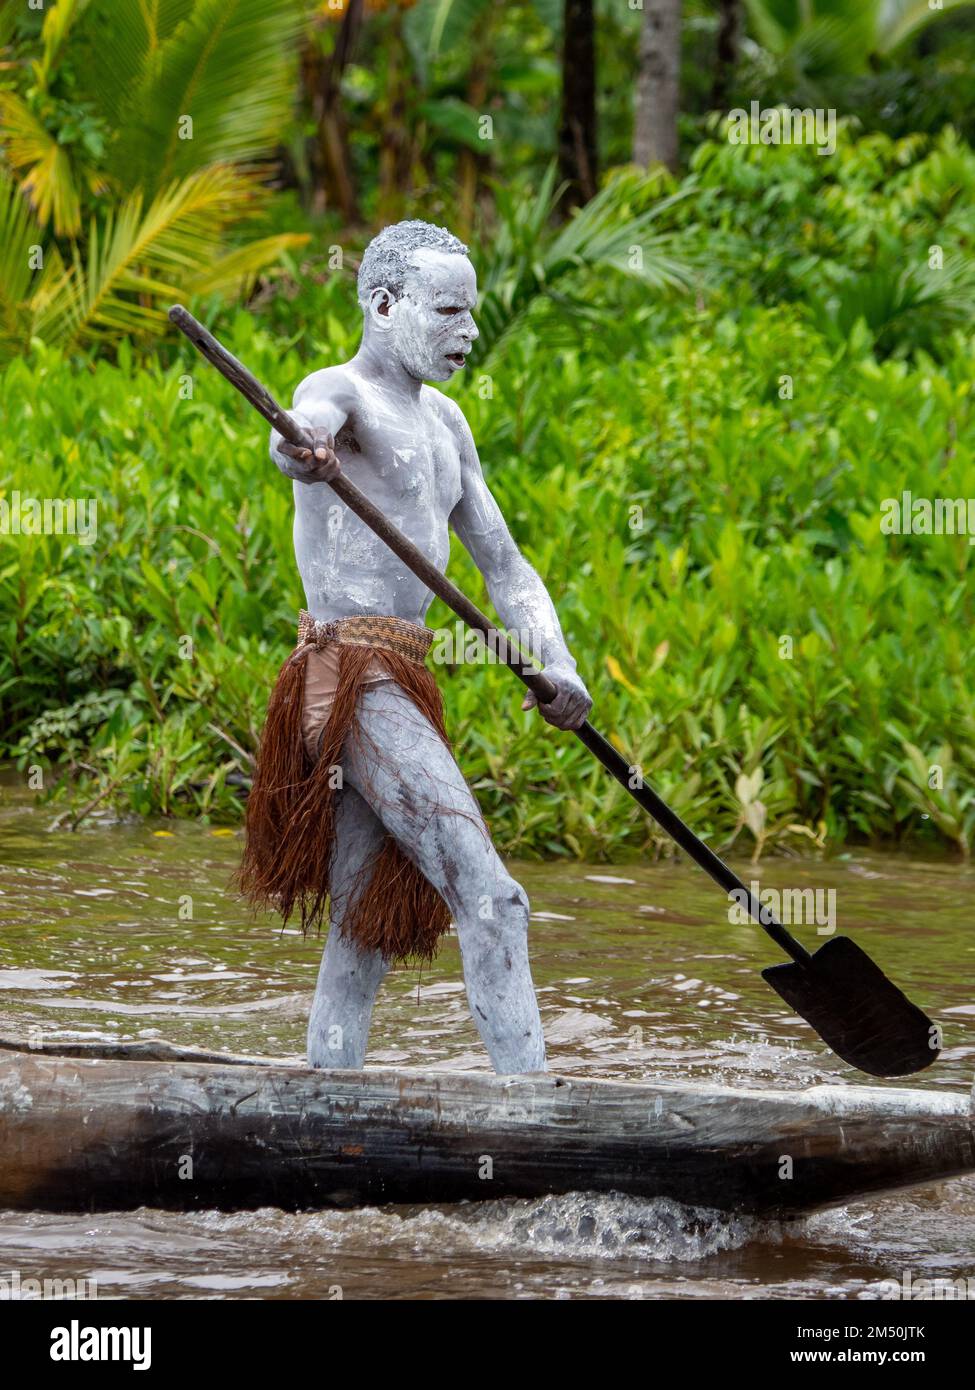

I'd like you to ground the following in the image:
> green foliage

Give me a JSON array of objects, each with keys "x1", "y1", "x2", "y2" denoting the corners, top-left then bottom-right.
[
  {"x1": 688, "y1": 123, "x2": 975, "y2": 362},
  {"x1": 1, "y1": 2, "x2": 973, "y2": 876},
  {"x1": 0, "y1": 0, "x2": 308, "y2": 359},
  {"x1": 474, "y1": 163, "x2": 694, "y2": 363},
  {"x1": 743, "y1": 0, "x2": 975, "y2": 79},
  {"x1": 725, "y1": 4, "x2": 975, "y2": 151},
  {"x1": 3, "y1": 130, "x2": 973, "y2": 859}
]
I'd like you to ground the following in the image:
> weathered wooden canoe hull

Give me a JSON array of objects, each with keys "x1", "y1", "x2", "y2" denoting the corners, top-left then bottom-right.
[{"x1": 0, "y1": 1045, "x2": 972, "y2": 1216}]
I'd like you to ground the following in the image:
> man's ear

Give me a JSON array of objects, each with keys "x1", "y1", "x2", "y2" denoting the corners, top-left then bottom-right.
[{"x1": 369, "y1": 287, "x2": 395, "y2": 322}]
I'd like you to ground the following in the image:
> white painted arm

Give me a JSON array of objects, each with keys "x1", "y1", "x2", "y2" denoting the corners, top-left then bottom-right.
[
  {"x1": 270, "y1": 372, "x2": 351, "y2": 482},
  {"x1": 446, "y1": 403, "x2": 592, "y2": 731}
]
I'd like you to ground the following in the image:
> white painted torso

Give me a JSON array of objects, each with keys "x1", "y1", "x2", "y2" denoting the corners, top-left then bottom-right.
[{"x1": 291, "y1": 368, "x2": 463, "y2": 623}]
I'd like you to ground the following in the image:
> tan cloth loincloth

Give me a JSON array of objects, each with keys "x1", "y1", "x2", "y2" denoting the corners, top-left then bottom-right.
[{"x1": 301, "y1": 643, "x2": 391, "y2": 761}]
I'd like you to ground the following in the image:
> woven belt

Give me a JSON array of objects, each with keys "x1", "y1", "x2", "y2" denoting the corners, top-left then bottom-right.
[{"x1": 294, "y1": 609, "x2": 434, "y2": 667}]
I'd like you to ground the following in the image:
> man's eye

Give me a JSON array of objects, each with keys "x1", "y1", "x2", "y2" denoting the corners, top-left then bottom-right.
[{"x1": 437, "y1": 307, "x2": 463, "y2": 315}]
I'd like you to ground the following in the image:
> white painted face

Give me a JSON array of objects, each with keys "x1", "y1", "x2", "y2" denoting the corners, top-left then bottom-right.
[{"x1": 381, "y1": 249, "x2": 479, "y2": 383}]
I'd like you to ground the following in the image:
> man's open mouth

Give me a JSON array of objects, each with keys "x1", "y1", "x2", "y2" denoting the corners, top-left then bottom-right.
[{"x1": 446, "y1": 352, "x2": 466, "y2": 368}]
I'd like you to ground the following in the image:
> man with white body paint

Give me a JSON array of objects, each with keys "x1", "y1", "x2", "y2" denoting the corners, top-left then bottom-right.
[{"x1": 265, "y1": 221, "x2": 592, "y2": 1074}]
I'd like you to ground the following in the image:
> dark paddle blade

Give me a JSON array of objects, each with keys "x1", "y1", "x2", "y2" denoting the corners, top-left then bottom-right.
[{"x1": 762, "y1": 936, "x2": 940, "y2": 1077}]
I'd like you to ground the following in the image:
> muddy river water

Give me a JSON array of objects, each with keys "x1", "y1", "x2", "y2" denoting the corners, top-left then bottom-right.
[{"x1": 1, "y1": 783, "x2": 972, "y2": 1300}]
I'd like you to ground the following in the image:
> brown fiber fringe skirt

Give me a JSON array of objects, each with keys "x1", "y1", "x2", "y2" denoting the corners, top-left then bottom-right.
[{"x1": 235, "y1": 612, "x2": 453, "y2": 964}]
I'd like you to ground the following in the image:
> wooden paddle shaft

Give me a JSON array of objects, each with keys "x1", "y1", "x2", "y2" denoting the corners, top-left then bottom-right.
[{"x1": 168, "y1": 304, "x2": 810, "y2": 968}]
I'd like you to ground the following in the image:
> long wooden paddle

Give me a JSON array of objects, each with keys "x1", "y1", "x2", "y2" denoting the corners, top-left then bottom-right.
[{"x1": 169, "y1": 304, "x2": 941, "y2": 1079}]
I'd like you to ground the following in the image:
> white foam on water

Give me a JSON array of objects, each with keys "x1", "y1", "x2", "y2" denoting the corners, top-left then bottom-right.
[{"x1": 187, "y1": 1191, "x2": 768, "y2": 1265}]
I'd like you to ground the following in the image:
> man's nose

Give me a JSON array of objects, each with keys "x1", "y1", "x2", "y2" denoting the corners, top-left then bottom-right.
[{"x1": 462, "y1": 315, "x2": 479, "y2": 342}]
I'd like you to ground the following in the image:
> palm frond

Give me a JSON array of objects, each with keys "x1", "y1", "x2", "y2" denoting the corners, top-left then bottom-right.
[
  {"x1": 66, "y1": 0, "x2": 194, "y2": 139},
  {"x1": 140, "y1": 0, "x2": 199, "y2": 49},
  {"x1": 474, "y1": 165, "x2": 693, "y2": 363},
  {"x1": 810, "y1": 253, "x2": 975, "y2": 359},
  {"x1": 788, "y1": 15, "x2": 878, "y2": 79},
  {"x1": 0, "y1": 5, "x2": 18, "y2": 50},
  {"x1": 95, "y1": 0, "x2": 304, "y2": 195},
  {"x1": 877, "y1": 0, "x2": 975, "y2": 54},
  {"x1": 745, "y1": 0, "x2": 975, "y2": 73},
  {"x1": 186, "y1": 232, "x2": 311, "y2": 298},
  {"x1": 33, "y1": 164, "x2": 266, "y2": 348},
  {"x1": 743, "y1": 3, "x2": 878, "y2": 84},
  {"x1": 742, "y1": 0, "x2": 790, "y2": 54},
  {"x1": 546, "y1": 175, "x2": 695, "y2": 290},
  {"x1": 0, "y1": 180, "x2": 67, "y2": 363},
  {"x1": 0, "y1": 92, "x2": 82, "y2": 236},
  {"x1": 404, "y1": 0, "x2": 491, "y2": 75},
  {"x1": 0, "y1": 171, "x2": 40, "y2": 354}
]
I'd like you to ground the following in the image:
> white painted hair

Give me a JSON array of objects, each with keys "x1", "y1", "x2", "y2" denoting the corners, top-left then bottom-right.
[{"x1": 357, "y1": 220, "x2": 469, "y2": 306}]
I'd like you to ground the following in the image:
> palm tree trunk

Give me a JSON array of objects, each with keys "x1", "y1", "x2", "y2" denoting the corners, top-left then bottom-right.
[
  {"x1": 304, "y1": 0, "x2": 363, "y2": 222},
  {"x1": 558, "y1": 0, "x2": 598, "y2": 210},
  {"x1": 632, "y1": 0, "x2": 682, "y2": 173},
  {"x1": 458, "y1": 56, "x2": 489, "y2": 239},
  {"x1": 710, "y1": 0, "x2": 742, "y2": 110},
  {"x1": 457, "y1": 7, "x2": 493, "y2": 240},
  {"x1": 378, "y1": 9, "x2": 412, "y2": 223}
]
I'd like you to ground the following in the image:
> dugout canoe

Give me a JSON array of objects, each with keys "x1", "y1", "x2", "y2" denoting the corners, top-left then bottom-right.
[{"x1": 0, "y1": 1037, "x2": 972, "y2": 1216}]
